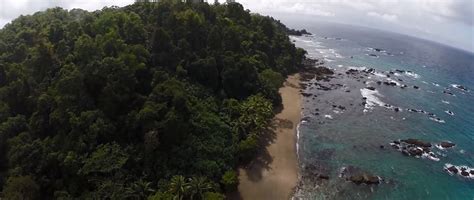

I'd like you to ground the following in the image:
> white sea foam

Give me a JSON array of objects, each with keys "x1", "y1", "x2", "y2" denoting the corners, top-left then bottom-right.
[
  {"x1": 348, "y1": 66, "x2": 367, "y2": 71},
  {"x1": 432, "y1": 82, "x2": 440, "y2": 87},
  {"x1": 360, "y1": 88, "x2": 386, "y2": 110},
  {"x1": 422, "y1": 152, "x2": 440, "y2": 161},
  {"x1": 324, "y1": 114, "x2": 333, "y2": 119},
  {"x1": 445, "y1": 110, "x2": 454, "y2": 116},
  {"x1": 404, "y1": 71, "x2": 420, "y2": 79},
  {"x1": 386, "y1": 78, "x2": 401, "y2": 86},
  {"x1": 373, "y1": 72, "x2": 386, "y2": 78},
  {"x1": 444, "y1": 163, "x2": 474, "y2": 179},
  {"x1": 429, "y1": 117, "x2": 445, "y2": 123},
  {"x1": 296, "y1": 123, "x2": 301, "y2": 158},
  {"x1": 442, "y1": 100, "x2": 450, "y2": 104}
]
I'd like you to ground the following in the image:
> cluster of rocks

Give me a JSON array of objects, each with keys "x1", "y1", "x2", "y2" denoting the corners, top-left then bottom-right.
[
  {"x1": 300, "y1": 59, "x2": 335, "y2": 83},
  {"x1": 389, "y1": 139, "x2": 440, "y2": 161},
  {"x1": 303, "y1": 164, "x2": 330, "y2": 182},
  {"x1": 344, "y1": 68, "x2": 425, "y2": 91},
  {"x1": 390, "y1": 139, "x2": 457, "y2": 161},
  {"x1": 444, "y1": 164, "x2": 474, "y2": 179},
  {"x1": 407, "y1": 108, "x2": 445, "y2": 123},
  {"x1": 452, "y1": 84, "x2": 469, "y2": 92},
  {"x1": 340, "y1": 166, "x2": 381, "y2": 185},
  {"x1": 443, "y1": 90, "x2": 455, "y2": 96}
]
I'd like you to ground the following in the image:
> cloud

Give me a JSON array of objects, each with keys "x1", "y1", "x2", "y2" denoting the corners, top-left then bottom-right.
[{"x1": 367, "y1": 11, "x2": 398, "y2": 22}]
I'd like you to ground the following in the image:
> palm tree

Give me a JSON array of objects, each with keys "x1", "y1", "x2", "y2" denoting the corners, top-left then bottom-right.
[
  {"x1": 126, "y1": 179, "x2": 155, "y2": 199},
  {"x1": 187, "y1": 177, "x2": 214, "y2": 200},
  {"x1": 168, "y1": 175, "x2": 189, "y2": 200}
]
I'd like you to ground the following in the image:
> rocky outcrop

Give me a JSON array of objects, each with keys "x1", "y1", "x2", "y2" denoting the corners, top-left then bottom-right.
[
  {"x1": 439, "y1": 142, "x2": 455, "y2": 149},
  {"x1": 390, "y1": 139, "x2": 439, "y2": 161},
  {"x1": 340, "y1": 166, "x2": 382, "y2": 185}
]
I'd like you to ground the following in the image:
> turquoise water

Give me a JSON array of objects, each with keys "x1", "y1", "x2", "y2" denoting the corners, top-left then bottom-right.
[{"x1": 292, "y1": 23, "x2": 474, "y2": 199}]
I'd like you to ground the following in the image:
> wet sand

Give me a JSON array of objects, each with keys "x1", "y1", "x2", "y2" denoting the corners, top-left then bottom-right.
[{"x1": 233, "y1": 74, "x2": 301, "y2": 200}]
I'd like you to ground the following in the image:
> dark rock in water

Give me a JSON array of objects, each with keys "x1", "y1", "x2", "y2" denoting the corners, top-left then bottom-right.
[
  {"x1": 301, "y1": 92, "x2": 312, "y2": 97},
  {"x1": 345, "y1": 90, "x2": 351, "y2": 92},
  {"x1": 440, "y1": 142, "x2": 455, "y2": 148},
  {"x1": 413, "y1": 85, "x2": 419, "y2": 89},
  {"x1": 402, "y1": 150, "x2": 410, "y2": 156},
  {"x1": 362, "y1": 97, "x2": 367, "y2": 100},
  {"x1": 394, "y1": 107, "x2": 400, "y2": 112},
  {"x1": 401, "y1": 85, "x2": 407, "y2": 89},
  {"x1": 318, "y1": 174, "x2": 329, "y2": 180},
  {"x1": 368, "y1": 54, "x2": 378, "y2": 57},
  {"x1": 365, "y1": 175, "x2": 381, "y2": 184},
  {"x1": 398, "y1": 78, "x2": 403, "y2": 82},
  {"x1": 338, "y1": 105, "x2": 346, "y2": 110},
  {"x1": 395, "y1": 69, "x2": 405, "y2": 73},
  {"x1": 383, "y1": 81, "x2": 397, "y2": 86},
  {"x1": 470, "y1": 170, "x2": 474, "y2": 175},
  {"x1": 377, "y1": 81, "x2": 382, "y2": 85},
  {"x1": 348, "y1": 174, "x2": 380, "y2": 185},
  {"x1": 447, "y1": 166, "x2": 458, "y2": 174},
  {"x1": 401, "y1": 139, "x2": 432, "y2": 148},
  {"x1": 453, "y1": 84, "x2": 469, "y2": 91},
  {"x1": 349, "y1": 175, "x2": 364, "y2": 184},
  {"x1": 443, "y1": 91, "x2": 454, "y2": 96},
  {"x1": 386, "y1": 74, "x2": 391, "y2": 78},
  {"x1": 380, "y1": 145, "x2": 385, "y2": 149},
  {"x1": 374, "y1": 48, "x2": 383, "y2": 52},
  {"x1": 389, "y1": 71, "x2": 394, "y2": 74},
  {"x1": 408, "y1": 147, "x2": 423, "y2": 156},
  {"x1": 346, "y1": 69, "x2": 359, "y2": 75},
  {"x1": 366, "y1": 86, "x2": 376, "y2": 91},
  {"x1": 461, "y1": 171, "x2": 470, "y2": 177}
]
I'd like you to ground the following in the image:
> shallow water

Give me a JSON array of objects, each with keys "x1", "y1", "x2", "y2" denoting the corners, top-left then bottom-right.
[{"x1": 291, "y1": 23, "x2": 474, "y2": 199}]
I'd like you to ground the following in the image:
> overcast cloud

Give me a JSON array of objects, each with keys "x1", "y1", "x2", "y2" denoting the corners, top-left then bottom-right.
[{"x1": 0, "y1": 0, "x2": 473, "y2": 52}]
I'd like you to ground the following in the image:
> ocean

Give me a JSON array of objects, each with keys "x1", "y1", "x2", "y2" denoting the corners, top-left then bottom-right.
[{"x1": 290, "y1": 22, "x2": 474, "y2": 199}]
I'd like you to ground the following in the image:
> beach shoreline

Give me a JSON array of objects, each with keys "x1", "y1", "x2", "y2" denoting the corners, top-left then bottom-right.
[{"x1": 232, "y1": 74, "x2": 302, "y2": 200}]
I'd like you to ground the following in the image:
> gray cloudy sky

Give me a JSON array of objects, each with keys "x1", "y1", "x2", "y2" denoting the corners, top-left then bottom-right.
[{"x1": 0, "y1": 0, "x2": 473, "y2": 52}]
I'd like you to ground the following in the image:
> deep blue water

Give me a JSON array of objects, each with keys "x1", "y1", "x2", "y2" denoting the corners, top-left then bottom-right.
[{"x1": 291, "y1": 22, "x2": 474, "y2": 199}]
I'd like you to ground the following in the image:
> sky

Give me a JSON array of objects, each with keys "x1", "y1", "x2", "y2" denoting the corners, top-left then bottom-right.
[{"x1": 0, "y1": 0, "x2": 473, "y2": 52}]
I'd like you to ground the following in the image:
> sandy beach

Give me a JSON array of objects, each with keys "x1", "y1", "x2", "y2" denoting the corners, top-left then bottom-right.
[{"x1": 232, "y1": 74, "x2": 301, "y2": 200}]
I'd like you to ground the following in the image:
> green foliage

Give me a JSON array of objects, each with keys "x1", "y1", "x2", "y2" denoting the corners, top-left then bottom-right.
[
  {"x1": 80, "y1": 143, "x2": 128, "y2": 175},
  {"x1": 220, "y1": 170, "x2": 238, "y2": 192},
  {"x1": 0, "y1": 2, "x2": 305, "y2": 199},
  {"x1": 1, "y1": 176, "x2": 40, "y2": 200}
]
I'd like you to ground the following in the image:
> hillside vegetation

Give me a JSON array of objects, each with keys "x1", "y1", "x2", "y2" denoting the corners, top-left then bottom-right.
[{"x1": 0, "y1": 1, "x2": 305, "y2": 199}]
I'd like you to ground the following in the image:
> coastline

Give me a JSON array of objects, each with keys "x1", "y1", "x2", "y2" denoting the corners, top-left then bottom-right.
[{"x1": 232, "y1": 74, "x2": 302, "y2": 200}]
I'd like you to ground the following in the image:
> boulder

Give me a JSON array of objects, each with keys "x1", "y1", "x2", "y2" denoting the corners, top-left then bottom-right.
[
  {"x1": 318, "y1": 174, "x2": 329, "y2": 180},
  {"x1": 401, "y1": 139, "x2": 431, "y2": 148},
  {"x1": 440, "y1": 142, "x2": 455, "y2": 149},
  {"x1": 407, "y1": 147, "x2": 423, "y2": 156},
  {"x1": 461, "y1": 171, "x2": 469, "y2": 177},
  {"x1": 366, "y1": 86, "x2": 376, "y2": 91},
  {"x1": 447, "y1": 166, "x2": 458, "y2": 174}
]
